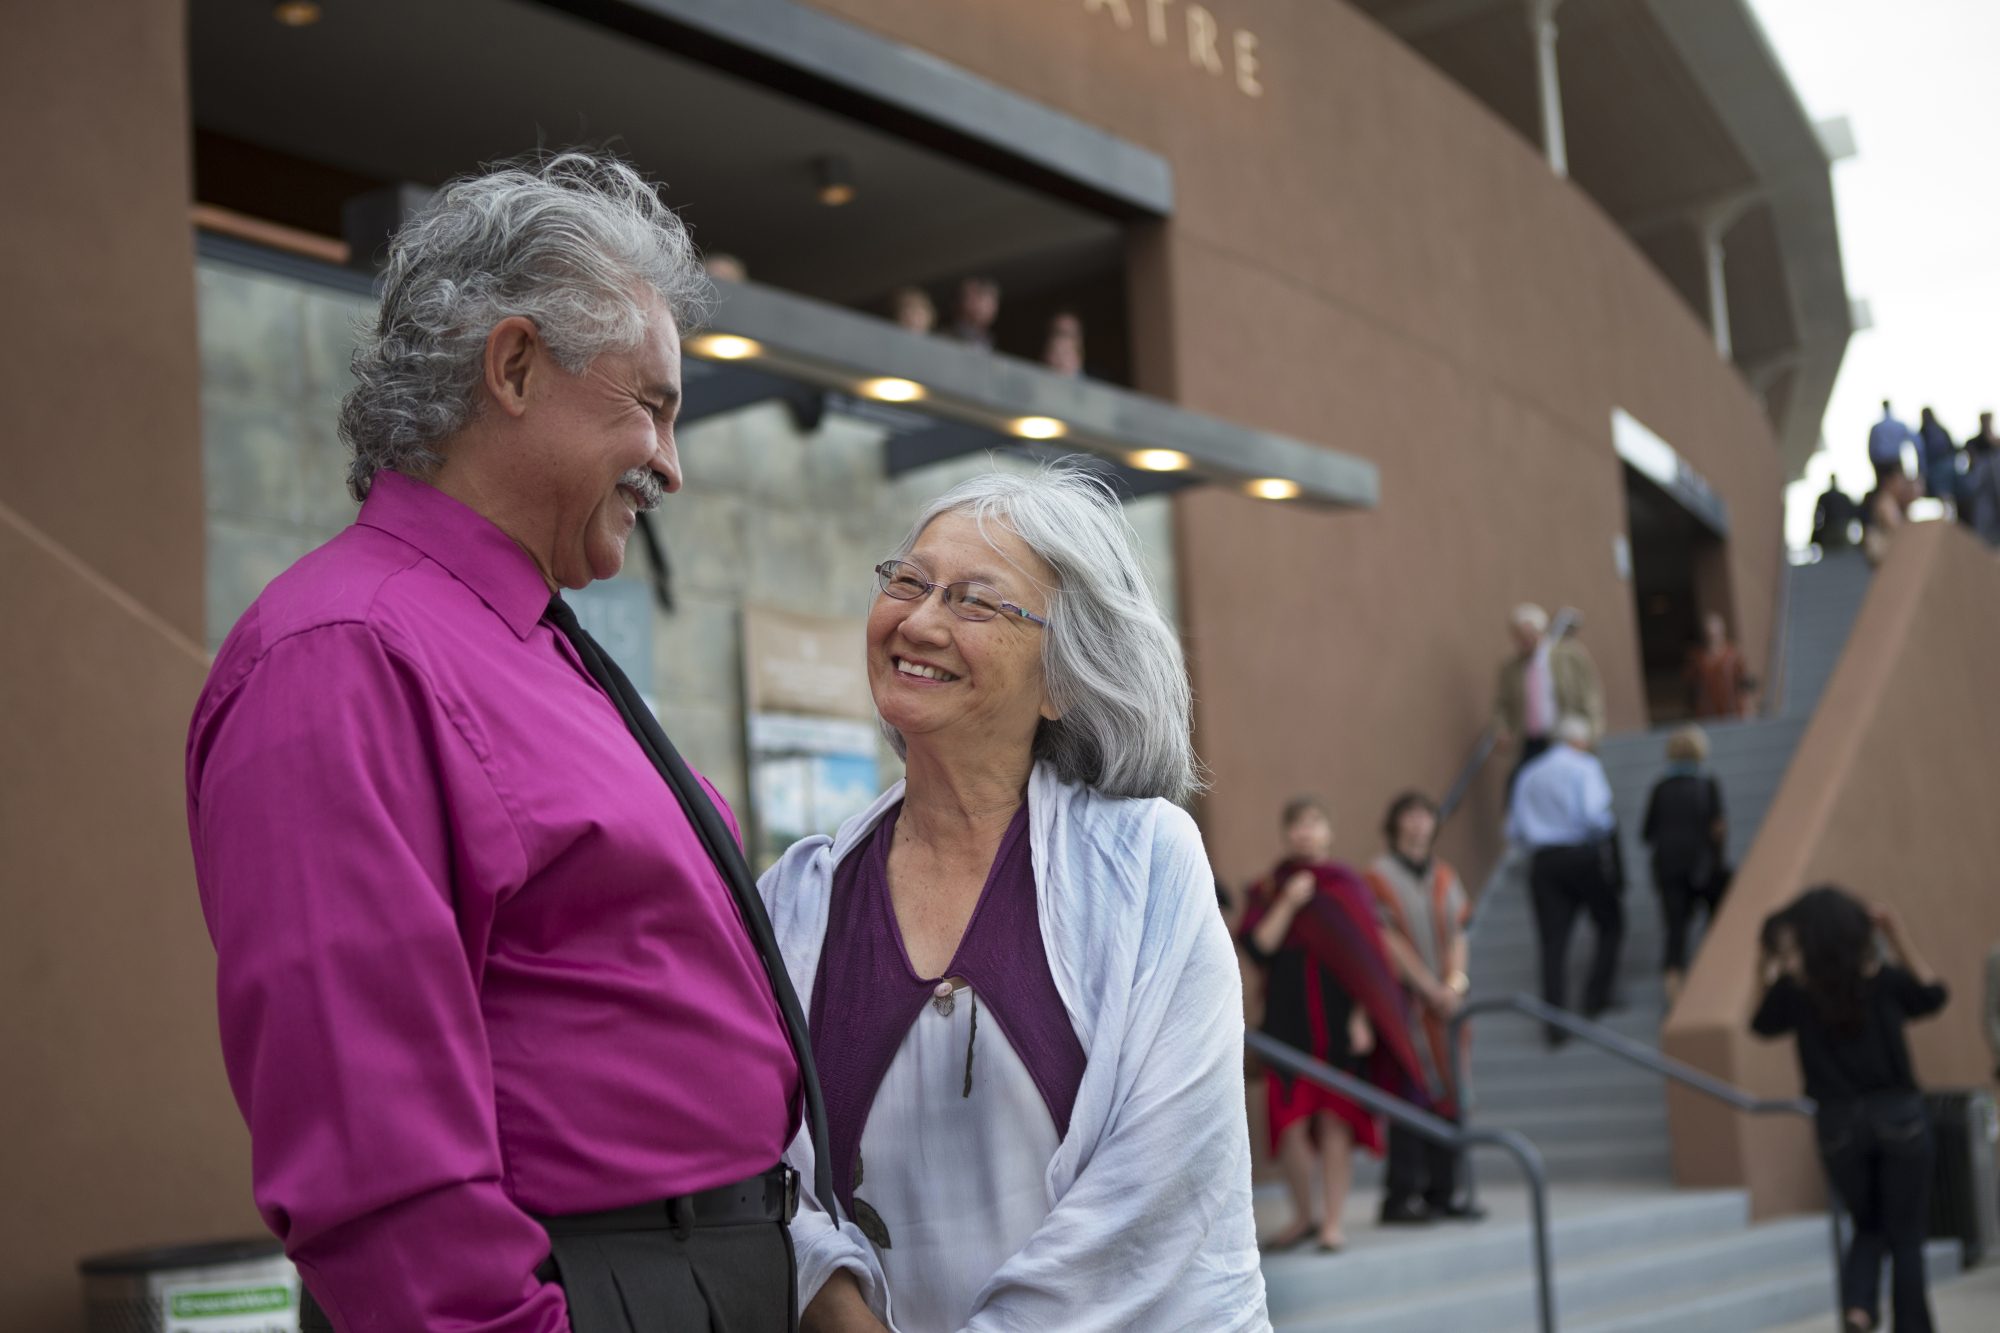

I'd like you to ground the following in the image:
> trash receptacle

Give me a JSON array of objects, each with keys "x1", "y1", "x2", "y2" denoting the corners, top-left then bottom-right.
[
  {"x1": 1926, "y1": 1088, "x2": 2000, "y2": 1266},
  {"x1": 79, "y1": 1239, "x2": 298, "y2": 1333}
]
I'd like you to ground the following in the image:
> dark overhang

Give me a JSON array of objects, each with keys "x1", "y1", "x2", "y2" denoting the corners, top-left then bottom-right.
[
  {"x1": 696, "y1": 278, "x2": 1379, "y2": 509},
  {"x1": 537, "y1": 0, "x2": 1175, "y2": 219}
]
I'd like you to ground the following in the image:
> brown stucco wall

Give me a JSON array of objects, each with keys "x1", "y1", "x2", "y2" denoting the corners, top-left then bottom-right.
[
  {"x1": 0, "y1": 500, "x2": 255, "y2": 1329},
  {"x1": 1663, "y1": 521, "x2": 2000, "y2": 1218},
  {"x1": 0, "y1": 5, "x2": 246, "y2": 1327},
  {"x1": 798, "y1": 0, "x2": 1784, "y2": 883},
  {"x1": 2, "y1": 0, "x2": 205, "y2": 641}
]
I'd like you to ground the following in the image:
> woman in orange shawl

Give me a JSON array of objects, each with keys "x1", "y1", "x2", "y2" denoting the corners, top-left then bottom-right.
[{"x1": 1364, "y1": 792, "x2": 1484, "y2": 1226}]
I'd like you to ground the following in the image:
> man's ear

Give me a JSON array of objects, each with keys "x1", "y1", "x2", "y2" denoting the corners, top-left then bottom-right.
[{"x1": 482, "y1": 316, "x2": 541, "y2": 419}]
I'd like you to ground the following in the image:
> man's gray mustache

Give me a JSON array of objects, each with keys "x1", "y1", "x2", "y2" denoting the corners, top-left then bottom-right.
[{"x1": 619, "y1": 468, "x2": 665, "y2": 512}]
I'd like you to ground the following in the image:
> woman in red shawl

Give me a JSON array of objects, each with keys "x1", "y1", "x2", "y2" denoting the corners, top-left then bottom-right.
[{"x1": 1240, "y1": 797, "x2": 1428, "y2": 1252}]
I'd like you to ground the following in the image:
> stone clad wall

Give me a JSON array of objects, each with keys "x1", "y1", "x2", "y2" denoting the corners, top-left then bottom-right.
[
  {"x1": 196, "y1": 257, "x2": 1179, "y2": 816},
  {"x1": 197, "y1": 260, "x2": 369, "y2": 649}
]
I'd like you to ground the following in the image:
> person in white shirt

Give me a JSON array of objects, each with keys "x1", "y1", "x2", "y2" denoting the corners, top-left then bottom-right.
[{"x1": 1508, "y1": 714, "x2": 1623, "y2": 1046}]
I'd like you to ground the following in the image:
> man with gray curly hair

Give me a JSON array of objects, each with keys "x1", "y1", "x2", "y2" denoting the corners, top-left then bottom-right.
[{"x1": 186, "y1": 154, "x2": 824, "y2": 1332}]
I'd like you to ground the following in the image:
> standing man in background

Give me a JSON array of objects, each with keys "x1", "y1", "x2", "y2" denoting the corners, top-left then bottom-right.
[
  {"x1": 1509, "y1": 715, "x2": 1625, "y2": 1046},
  {"x1": 1494, "y1": 605, "x2": 1605, "y2": 794},
  {"x1": 186, "y1": 154, "x2": 826, "y2": 1333},
  {"x1": 1868, "y1": 400, "x2": 1916, "y2": 483}
]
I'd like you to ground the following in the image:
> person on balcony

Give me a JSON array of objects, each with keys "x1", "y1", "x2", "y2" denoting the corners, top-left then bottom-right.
[
  {"x1": 1917, "y1": 407, "x2": 1960, "y2": 519},
  {"x1": 1508, "y1": 715, "x2": 1624, "y2": 1046},
  {"x1": 1494, "y1": 604, "x2": 1604, "y2": 796},
  {"x1": 1641, "y1": 725, "x2": 1729, "y2": 1006},
  {"x1": 1868, "y1": 400, "x2": 1916, "y2": 483},
  {"x1": 1862, "y1": 472, "x2": 1919, "y2": 567},
  {"x1": 1959, "y1": 413, "x2": 2000, "y2": 547},
  {"x1": 1365, "y1": 792, "x2": 1483, "y2": 1226},
  {"x1": 946, "y1": 276, "x2": 1001, "y2": 349},
  {"x1": 1754, "y1": 889, "x2": 1948, "y2": 1333},
  {"x1": 1813, "y1": 478, "x2": 1862, "y2": 554},
  {"x1": 1241, "y1": 797, "x2": 1427, "y2": 1253}
]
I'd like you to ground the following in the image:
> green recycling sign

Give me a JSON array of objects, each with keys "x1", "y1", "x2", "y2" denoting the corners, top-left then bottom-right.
[{"x1": 160, "y1": 1273, "x2": 298, "y2": 1332}]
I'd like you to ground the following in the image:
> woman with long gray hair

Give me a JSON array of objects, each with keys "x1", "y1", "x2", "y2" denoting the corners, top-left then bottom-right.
[{"x1": 759, "y1": 466, "x2": 1269, "y2": 1331}]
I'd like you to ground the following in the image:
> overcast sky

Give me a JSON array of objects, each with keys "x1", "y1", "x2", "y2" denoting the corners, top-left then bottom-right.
[{"x1": 1746, "y1": 0, "x2": 2000, "y2": 545}]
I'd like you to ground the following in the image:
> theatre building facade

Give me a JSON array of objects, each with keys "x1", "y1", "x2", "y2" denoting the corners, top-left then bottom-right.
[{"x1": 1, "y1": 0, "x2": 1847, "y2": 1323}]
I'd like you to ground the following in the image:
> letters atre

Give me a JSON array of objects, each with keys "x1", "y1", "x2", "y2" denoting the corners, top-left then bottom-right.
[{"x1": 1080, "y1": 0, "x2": 1264, "y2": 98}]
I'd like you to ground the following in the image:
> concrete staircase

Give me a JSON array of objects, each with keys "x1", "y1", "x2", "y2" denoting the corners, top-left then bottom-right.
[
  {"x1": 1778, "y1": 551, "x2": 1874, "y2": 720},
  {"x1": 1260, "y1": 1183, "x2": 1963, "y2": 1332},
  {"x1": 1270, "y1": 552, "x2": 1887, "y2": 1327},
  {"x1": 1446, "y1": 549, "x2": 1875, "y2": 1185}
]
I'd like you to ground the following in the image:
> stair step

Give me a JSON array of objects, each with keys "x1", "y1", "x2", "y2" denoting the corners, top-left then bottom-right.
[
  {"x1": 1481, "y1": 1103, "x2": 1669, "y2": 1144},
  {"x1": 1274, "y1": 1216, "x2": 1833, "y2": 1332},
  {"x1": 1556, "y1": 1239, "x2": 1963, "y2": 1333},
  {"x1": 1260, "y1": 1188, "x2": 1748, "y2": 1320}
]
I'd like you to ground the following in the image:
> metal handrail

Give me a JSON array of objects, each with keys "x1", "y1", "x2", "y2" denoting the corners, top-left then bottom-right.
[
  {"x1": 1245, "y1": 1030, "x2": 1559, "y2": 1333},
  {"x1": 1446, "y1": 993, "x2": 1845, "y2": 1331},
  {"x1": 1438, "y1": 726, "x2": 1498, "y2": 823}
]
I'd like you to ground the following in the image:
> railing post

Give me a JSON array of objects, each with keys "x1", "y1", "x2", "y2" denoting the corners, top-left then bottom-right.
[
  {"x1": 1450, "y1": 993, "x2": 1841, "y2": 1333},
  {"x1": 1246, "y1": 1031, "x2": 1558, "y2": 1332}
]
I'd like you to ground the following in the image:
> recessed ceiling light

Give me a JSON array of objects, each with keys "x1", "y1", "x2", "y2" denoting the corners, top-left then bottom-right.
[
  {"x1": 1245, "y1": 477, "x2": 1301, "y2": 501},
  {"x1": 273, "y1": 1, "x2": 323, "y2": 26},
  {"x1": 690, "y1": 334, "x2": 762, "y2": 361},
  {"x1": 1129, "y1": 449, "x2": 1191, "y2": 472},
  {"x1": 1012, "y1": 416, "x2": 1066, "y2": 441},
  {"x1": 859, "y1": 377, "x2": 925, "y2": 403},
  {"x1": 815, "y1": 156, "x2": 856, "y2": 208}
]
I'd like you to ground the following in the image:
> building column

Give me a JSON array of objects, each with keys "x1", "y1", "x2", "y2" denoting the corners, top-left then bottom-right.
[
  {"x1": 1695, "y1": 197, "x2": 1755, "y2": 361},
  {"x1": 1528, "y1": 0, "x2": 1567, "y2": 177},
  {"x1": 1702, "y1": 213, "x2": 1732, "y2": 359}
]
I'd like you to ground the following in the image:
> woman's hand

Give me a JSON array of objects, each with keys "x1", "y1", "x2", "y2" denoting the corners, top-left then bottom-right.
[
  {"x1": 1281, "y1": 869, "x2": 1317, "y2": 909},
  {"x1": 801, "y1": 1271, "x2": 890, "y2": 1333},
  {"x1": 1868, "y1": 900, "x2": 1940, "y2": 984},
  {"x1": 1348, "y1": 1008, "x2": 1375, "y2": 1057}
]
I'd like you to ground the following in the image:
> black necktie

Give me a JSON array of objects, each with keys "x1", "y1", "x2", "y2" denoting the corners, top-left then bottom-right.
[{"x1": 545, "y1": 594, "x2": 834, "y2": 1217}]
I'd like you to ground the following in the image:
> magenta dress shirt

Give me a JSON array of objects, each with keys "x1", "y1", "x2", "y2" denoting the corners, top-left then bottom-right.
[{"x1": 185, "y1": 472, "x2": 800, "y2": 1332}]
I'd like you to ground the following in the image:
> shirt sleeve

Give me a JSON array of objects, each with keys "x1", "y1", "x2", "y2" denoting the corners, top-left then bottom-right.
[
  {"x1": 1885, "y1": 966, "x2": 1949, "y2": 1020},
  {"x1": 1751, "y1": 977, "x2": 1801, "y2": 1037},
  {"x1": 1583, "y1": 759, "x2": 1616, "y2": 838},
  {"x1": 189, "y1": 624, "x2": 567, "y2": 1333}
]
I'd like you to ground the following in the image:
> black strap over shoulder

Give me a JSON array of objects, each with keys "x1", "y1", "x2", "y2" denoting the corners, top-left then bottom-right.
[{"x1": 546, "y1": 596, "x2": 835, "y2": 1219}]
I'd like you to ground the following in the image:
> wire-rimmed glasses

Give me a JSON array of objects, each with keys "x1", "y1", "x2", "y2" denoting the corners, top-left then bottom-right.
[{"x1": 873, "y1": 560, "x2": 1048, "y2": 627}]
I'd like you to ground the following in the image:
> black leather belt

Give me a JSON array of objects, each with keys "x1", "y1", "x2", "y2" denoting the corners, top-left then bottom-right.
[
  {"x1": 298, "y1": 1166, "x2": 799, "y2": 1330},
  {"x1": 538, "y1": 1165, "x2": 799, "y2": 1237}
]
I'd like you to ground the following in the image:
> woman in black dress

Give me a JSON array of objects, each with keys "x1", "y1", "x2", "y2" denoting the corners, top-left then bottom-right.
[
  {"x1": 1753, "y1": 887, "x2": 1948, "y2": 1333},
  {"x1": 1642, "y1": 724, "x2": 1728, "y2": 1005}
]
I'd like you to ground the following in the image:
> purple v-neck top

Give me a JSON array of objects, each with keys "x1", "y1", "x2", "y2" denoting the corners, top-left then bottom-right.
[{"x1": 809, "y1": 801, "x2": 1086, "y2": 1215}]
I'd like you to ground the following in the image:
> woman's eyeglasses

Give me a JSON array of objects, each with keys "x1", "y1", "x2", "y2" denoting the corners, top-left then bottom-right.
[{"x1": 873, "y1": 560, "x2": 1048, "y2": 626}]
